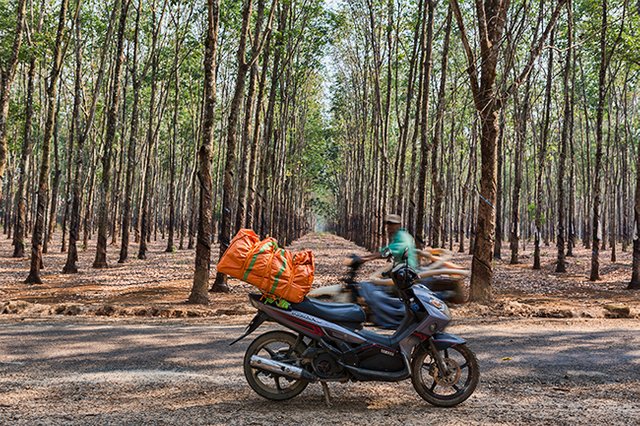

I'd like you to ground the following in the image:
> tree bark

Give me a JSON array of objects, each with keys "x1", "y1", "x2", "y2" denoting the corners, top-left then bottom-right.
[
  {"x1": 62, "y1": 7, "x2": 84, "y2": 273},
  {"x1": 166, "y1": 11, "x2": 183, "y2": 254},
  {"x1": 211, "y1": 0, "x2": 262, "y2": 292},
  {"x1": 590, "y1": 0, "x2": 609, "y2": 281},
  {"x1": 414, "y1": 0, "x2": 434, "y2": 250},
  {"x1": 630, "y1": 129, "x2": 640, "y2": 288},
  {"x1": 430, "y1": 5, "x2": 451, "y2": 248},
  {"x1": 138, "y1": 0, "x2": 164, "y2": 260},
  {"x1": 188, "y1": 0, "x2": 219, "y2": 304},
  {"x1": 118, "y1": 2, "x2": 142, "y2": 263},
  {"x1": 93, "y1": 0, "x2": 129, "y2": 268},
  {"x1": 556, "y1": 0, "x2": 573, "y2": 273},
  {"x1": 494, "y1": 109, "x2": 505, "y2": 259},
  {"x1": 451, "y1": 0, "x2": 565, "y2": 302},
  {"x1": 64, "y1": 1, "x2": 117, "y2": 273},
  {"x1": 12, "y1": 0, "x2": 44, "y2": 258},
  {"x1": 25, "y1": 0, "x2": 69, "y2": 284},
  {"x1": 235, "y1": 0, "x2": 266, "y2": 232},
  {"x1": 44, "y1": 88, "x2": 63, "y2": 254},
  {"x1": 534, "y1": 28, "x2": 555, "y2": 270},
  {"x1": 0, "y1": 0, "x2": 27, "y2": 203}
]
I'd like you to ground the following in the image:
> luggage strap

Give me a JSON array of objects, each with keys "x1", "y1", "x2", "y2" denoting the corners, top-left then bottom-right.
[
  {"x1": 242, "y1": 241, "x2": 275, "y2": 281},
  {"x1": 269, "y1": 249, "x2": 287, "y2": 295}
]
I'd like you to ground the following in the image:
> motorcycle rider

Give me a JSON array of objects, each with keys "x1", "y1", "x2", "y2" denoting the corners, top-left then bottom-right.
[
  {"x1": 335, "y1": 214, "x2": 464, "y2": 329},
  {"x1": 355, "y1": 213, "x2": 418, "y2": 268},
  {"x1": 342, "y1": 213, "x2": 418, "y2": 328}
]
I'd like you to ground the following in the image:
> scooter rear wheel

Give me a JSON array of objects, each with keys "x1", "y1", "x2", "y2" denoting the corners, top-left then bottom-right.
[
  {"x1": 411, "y1": 343, "x2": 479, "y2": 407},
  {"x1": 243, "y1": 330, "x2": 309, "y2": 401}
]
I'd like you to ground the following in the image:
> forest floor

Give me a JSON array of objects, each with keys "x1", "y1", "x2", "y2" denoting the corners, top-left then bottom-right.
[
  {"x1": 1, "y1": 233, "x2": 639, "y2": 424},
  {"x1": 1, "y1": 317, "x2": 638, "y2": 425},
  {"x1": 0, "y1": 231, "x2": 639, "y2": 319}
]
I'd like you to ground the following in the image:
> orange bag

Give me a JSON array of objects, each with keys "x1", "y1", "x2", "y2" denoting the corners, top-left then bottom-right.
[{"x1": 216, "y1": 229, "x2": 314, "y2": 303}]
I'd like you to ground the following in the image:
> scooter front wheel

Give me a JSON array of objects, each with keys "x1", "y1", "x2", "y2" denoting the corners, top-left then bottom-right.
[
  {"x1": 411, "y1": 343, "x2": 479, "y2": 407},
  {"x1": 243, "y1": 330, "x2": 309, "y2": 401}
]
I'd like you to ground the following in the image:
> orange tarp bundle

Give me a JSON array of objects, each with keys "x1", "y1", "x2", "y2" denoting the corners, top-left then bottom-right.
[{"x1": 216, "y1": 229, "x2": 314, "y2": 303}]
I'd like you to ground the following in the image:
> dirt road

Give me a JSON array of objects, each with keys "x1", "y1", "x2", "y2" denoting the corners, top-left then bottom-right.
[{"x1": 1, "y1": 317, "x2": 638, "y2": 425}]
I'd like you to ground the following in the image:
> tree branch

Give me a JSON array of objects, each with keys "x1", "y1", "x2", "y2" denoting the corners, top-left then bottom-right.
[
  {"x1": 500, "y1": 0, "x2": 567, "y2": 107},
  {"x1": 450, "y1": 0, "x2": 481, "y2": 109},
  {"x1": 248, "y1": 0, "x2": 279, "y2": 68},
  {"x1": 475, "y1": 0, "x2": 490, "y2": 54}
]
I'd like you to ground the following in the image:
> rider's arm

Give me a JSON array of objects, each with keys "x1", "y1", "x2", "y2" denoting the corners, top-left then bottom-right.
[{"x1": 360, "y1": 251, "x2": 383, "y2": 263}]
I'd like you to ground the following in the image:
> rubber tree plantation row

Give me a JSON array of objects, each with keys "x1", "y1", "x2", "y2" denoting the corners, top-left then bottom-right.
[{"x1": 1, "y1": 0, "x2": 639, "y2": 303}]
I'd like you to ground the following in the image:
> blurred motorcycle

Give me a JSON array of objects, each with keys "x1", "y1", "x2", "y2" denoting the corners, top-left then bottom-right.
[{"x1": 308, "y1": 248, "x2": 468, "y2": 329}]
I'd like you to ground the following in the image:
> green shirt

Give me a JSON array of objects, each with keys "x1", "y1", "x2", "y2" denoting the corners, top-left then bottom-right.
[{"x1": 380, "y1": 228, "x2": 418, "y2": 268}]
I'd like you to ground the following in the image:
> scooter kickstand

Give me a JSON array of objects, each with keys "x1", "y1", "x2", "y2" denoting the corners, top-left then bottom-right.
[{"x1": 321, "y1": 382, "x2": 332, "y2": 407}]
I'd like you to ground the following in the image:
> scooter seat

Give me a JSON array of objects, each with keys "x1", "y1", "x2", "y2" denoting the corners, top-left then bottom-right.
[{"x1": 291, "y1": 298, "x2": 366, "y2": 329}]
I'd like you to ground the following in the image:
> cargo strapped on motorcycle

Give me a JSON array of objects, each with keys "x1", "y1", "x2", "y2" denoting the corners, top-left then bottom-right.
[{"x1": 216, "y1": 229, "x2": 315, "y2": 303}]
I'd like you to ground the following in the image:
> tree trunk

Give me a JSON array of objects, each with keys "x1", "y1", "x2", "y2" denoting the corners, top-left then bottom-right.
[
  {"x1": 64, "y1": 2, "x2": 116, "y2": 272},
  {"x1": 451, "y1": 0, "x2": 564, "y2": 302},
  {"x1": 138, "y1": 1, "x2": 163, "y2": 261},
  {"x1": 212, "y1": 0, "x2": 257, "y2": 292},
  {"x1": 567, "y1": 49, "x2": 577, "y2": 257},
  {"x1": 189, "y1": 0, "x2": 219, "y2": 304},
  {"x1": 62, "y1": 10, "x2": 84, "y2": 273},
  {"x1": 430, "y1": 5, "x2": 451, "y2": 248},
  {"x1": 630, "y1": 129, "x2": 640, "y2": 288},
  {"x1": 394, "y1": 0, "x2": 423, "y2": 215},
  {"x1": 534, "y1": 28, "x2": 555, "y2": 270},
  {"x1": 590, "y1": 0, "x2": 609, "y2": 281},
  {"x1": 93, "y1": 0, "x2": 129, "y2": 268},
  {"x1": 556, "y1": 0, "x2": 572, "y2": 273},
  {"x1": 12, "y1": 0, "x2": 44, "y2": 257},
  {"x1": 0, "y1": 0, "x2": 27, "y2": 202},
  {"x1": 494, "y1": 109, "x2": 505, "y2": 259},
  {"x1": 44, "y1": 89, "x2": 63, "y2": 254},
  {"x1": 166, "y1": 13, "x2": 183, "y2": 254},
  {"x1": 414, "y1": 0, "x2": 434, "y2": 250},
  {"x1": 25, "y1": 0, "x2": 69, "y2": 284},
  {"x1": 246, "y1": 31, "x2": 271, "y2": 230},
  {"x1": 235, "y1": 0, "x2": 266, "y2": 232},
  {"x1": 118, "y1": 3, "x2": 141, "y2": 263},
  {"x1": 510, "y1": 83, "x2": 530, "y2": 264}
]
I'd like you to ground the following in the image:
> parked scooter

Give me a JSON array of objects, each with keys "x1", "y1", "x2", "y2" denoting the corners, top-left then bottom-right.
[{"x1": 232, "y1": 250, "x2": 479, "y2": 407}]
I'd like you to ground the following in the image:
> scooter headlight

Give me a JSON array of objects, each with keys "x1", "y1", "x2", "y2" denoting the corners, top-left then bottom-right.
[{"x1": 429, "y1": 299, "x2": 443, "y2": 309}]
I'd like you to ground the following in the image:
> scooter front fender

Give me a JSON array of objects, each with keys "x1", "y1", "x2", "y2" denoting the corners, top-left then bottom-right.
[{"x1": 431, "y1": 332, "x2": 466, "y2": 350}]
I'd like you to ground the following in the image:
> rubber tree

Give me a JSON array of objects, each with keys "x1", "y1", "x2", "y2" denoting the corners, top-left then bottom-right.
[
  {"x1": 450, "y1": 0, "x2": 565, "y2": 302},
  {"x1": 188, "y1": 0, "x2": 220, "y2": 304},
  {"x1": 25, "y1": 0, "x2": 70, "y2": 284},
  {"x1": 0, "y1": 0, "x2": 27, "y2": 203}
]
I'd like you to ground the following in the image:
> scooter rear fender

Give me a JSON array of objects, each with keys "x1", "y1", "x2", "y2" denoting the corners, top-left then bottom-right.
[{"x1": 229, "y1": 310, "x2": 269, "y2": 346}]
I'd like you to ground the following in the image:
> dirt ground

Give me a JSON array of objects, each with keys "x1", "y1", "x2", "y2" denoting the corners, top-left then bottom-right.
[
  {"x1": 1, "y1": 233, "x2": 639, "y2": 425},
  {"x1": 0, "y1": 317, "x2": 638, "y2": 426},
  {"x1": 0, "y1": 231, "x2": 638, "y2": 319}
]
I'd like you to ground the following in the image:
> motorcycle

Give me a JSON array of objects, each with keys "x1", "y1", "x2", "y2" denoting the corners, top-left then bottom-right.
[
  {"x1": 308, "y1": 249, "x2": 468, "y2": 329},
  {"x1": 231, "y1": 250, "x2": 479, "y2": 407}
]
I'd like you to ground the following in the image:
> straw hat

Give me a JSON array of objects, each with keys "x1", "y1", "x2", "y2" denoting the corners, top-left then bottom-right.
[{"x1": 384, "y1": 214, "x2": 402, "y2": 225}]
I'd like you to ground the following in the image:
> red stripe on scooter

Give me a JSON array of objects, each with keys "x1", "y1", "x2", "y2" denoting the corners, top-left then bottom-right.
[{"x1": 271, "y1": 311, "x2": 323, "y2": 336}]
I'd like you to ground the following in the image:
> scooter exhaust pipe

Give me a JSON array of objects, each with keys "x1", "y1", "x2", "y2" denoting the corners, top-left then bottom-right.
[{"x1": 249, "y1": 355, "x2": 316, "y2": 382}]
